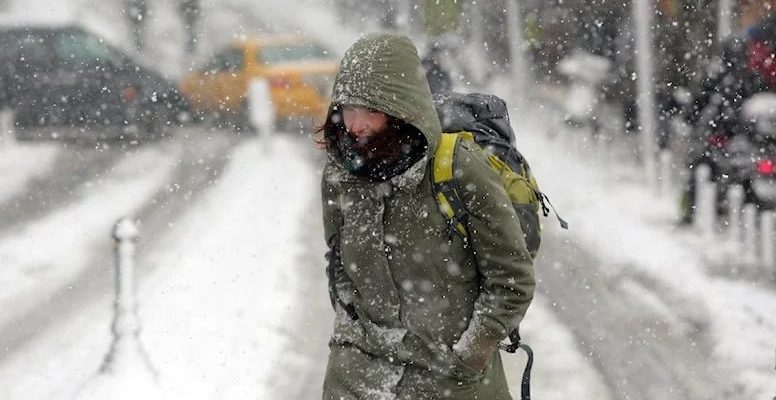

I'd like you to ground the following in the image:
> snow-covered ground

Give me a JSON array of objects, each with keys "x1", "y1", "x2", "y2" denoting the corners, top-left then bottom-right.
[
  {"x1": 0, "y1": 131, "x2": 612, "y2": 400},
  {"x1": 0, "y1": 142, "x2": 59, "y2": 205},
  {"x1": 1, "y1": 0, "x2": 774, "y2": 399},
  {"x1": 510, "y1": 92, "x2": 776, "y2": 399},
  {"x1": 0, "y1": 144, "x2": 177, "y2": 328}
]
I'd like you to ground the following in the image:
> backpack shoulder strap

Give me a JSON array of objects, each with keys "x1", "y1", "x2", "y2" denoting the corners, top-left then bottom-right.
[{"x1": 433, "y1": 132, "x2": 470, "y2": 241}]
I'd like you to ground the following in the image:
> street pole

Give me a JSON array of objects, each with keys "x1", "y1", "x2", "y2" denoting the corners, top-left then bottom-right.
[
  {"x1": 394, "y1": 0, "x2": 412, "y2": 32},
  {"x1": 633, "y1": 0, "x2": 659, "y2": 190},
  {"x1": 717, "y1": 0, "x2": 734, "y2": 44},
  {"x1": 505, "y1": 0, "x2": 530, "y2": 110}
]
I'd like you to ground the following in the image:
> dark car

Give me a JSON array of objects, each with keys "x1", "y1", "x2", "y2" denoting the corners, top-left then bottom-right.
[{"x1": 0, "y1": 25, "x2": 188, "y2": 143}]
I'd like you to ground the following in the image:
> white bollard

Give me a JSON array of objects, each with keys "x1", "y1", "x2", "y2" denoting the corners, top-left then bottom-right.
[
  {"x1": 658, "y1": 150, "x2": 673, "y2": 197},
  {"x1": 743, "y1": 204, "x2": 759, "y2": 268},
  {"x1": 727, "y1": 185, "x2": 745, "y2": 254},
  {"x1": 694, "y1": 164, "x2": 716, "y2": 237},
  {"x1": 593, "y1": 129, "x2": 608, "y2": 165},
  {"x1": 760, "y1": 210, "x2": 775, "y2": 272},
  {"x1": 562, "y1": 119, "x2": 575, "y2": 153},
  {"x1": 103, "y1": 217, "x2": 148, "y2": 373},
  {"x1": 73, "y1": 217, "x2": 160, "y2": 400},
  {"x1": 0, "y1": 108, "x2": 14, "y2": 146},
  {"x1": 247, "y1": 78, "x2": 275, "y2": 143}
]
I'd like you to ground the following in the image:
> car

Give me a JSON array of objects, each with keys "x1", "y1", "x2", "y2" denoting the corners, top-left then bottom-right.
[
  {"x1": 0, "y1": 25, "x2": 189, "y2": 143},
  {"x1": 179, "y1": 35, "x2": 337, "y2": 130}
]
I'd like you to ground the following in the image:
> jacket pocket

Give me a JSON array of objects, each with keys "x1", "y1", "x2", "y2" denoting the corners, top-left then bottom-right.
[{"x1": 450, "y1": 348, "x2": 485, "y2": 381}]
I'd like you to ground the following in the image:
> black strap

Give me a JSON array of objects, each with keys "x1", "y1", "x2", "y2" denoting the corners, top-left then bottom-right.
[
  {"x1": 540, "y1": 192, "x2": 569, "y2": 230},
  {"x1": 517, "y1": 342, "x2": 534, "y2": 400},
  {"x1": 499, "y1": 329, "x2": 534, "y2": 400},
  {"x1": 325, "y1": 239, "x2": 359, "y2": 321}
]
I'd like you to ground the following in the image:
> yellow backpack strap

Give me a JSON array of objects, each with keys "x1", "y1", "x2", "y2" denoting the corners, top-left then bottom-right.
[{"x1": 433, "y1": 133, "x2": 469, "y2": 240}]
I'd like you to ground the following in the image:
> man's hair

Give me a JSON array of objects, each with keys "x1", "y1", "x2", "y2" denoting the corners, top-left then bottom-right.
[{"x1": 318, "y1": 105, "x2": 428, "y2": 181}]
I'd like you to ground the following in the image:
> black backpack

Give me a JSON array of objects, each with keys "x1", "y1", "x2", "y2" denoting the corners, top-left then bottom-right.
[
  {"x1": 432, "y1": 92, "x2": 567, "y2": 400},
  {"x1": 431, "y1": 92, "x2": 567, "y2": 256}
]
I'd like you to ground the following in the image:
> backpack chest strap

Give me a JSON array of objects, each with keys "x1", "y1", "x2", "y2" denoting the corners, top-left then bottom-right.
[{"x1": 433, "y1": 133, "x2": 470, "y2": 240}]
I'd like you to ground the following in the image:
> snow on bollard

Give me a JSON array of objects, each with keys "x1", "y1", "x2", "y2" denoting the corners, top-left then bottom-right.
[
  {"x1": 73, "y1": 217, "x2": 161, "y2": 400},
  {"x1": 248, "y1": 78, "x2": 275, "y2": 144},
  {"x1": 760, "y1": 210, "x2": 775, "y2": 272},
  {"x1": 694, "y1": 164, "x2": 716, "y2": 237},
  {"x1": 726, "y1": 185, "x2": 745, "y2": 254},
  {"x1": 743, "y1": 203, "x2": 759, "y2": 268}
]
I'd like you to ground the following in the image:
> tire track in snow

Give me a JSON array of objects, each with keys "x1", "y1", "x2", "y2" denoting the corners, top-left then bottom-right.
[
  {"x1": 0, "y1": 143, "x2": 125, "y2": 235},
  {"x1": 536, "y1": 228, "x2": 726, "y2": 400}
]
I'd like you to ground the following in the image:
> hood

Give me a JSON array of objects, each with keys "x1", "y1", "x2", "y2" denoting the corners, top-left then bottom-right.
[{"x1": 328, "y1": 33, "x2": 442, "y2": 156}]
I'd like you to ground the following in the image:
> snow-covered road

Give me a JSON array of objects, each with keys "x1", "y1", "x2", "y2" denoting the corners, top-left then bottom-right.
[
  {"x1": 0, "y1": 0, "x2": 774, "y2": 399},
  {"x1": 0, "y1": 127, "x2": 612, "y2": 400},
  {"x1": 0, "y1": 128, "x2": 241, "y2": 356}
]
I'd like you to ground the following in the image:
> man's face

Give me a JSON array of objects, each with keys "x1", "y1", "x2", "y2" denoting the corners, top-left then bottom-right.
[{"x1": 342, "y1": 106, "x2": 389, "y2": 144}]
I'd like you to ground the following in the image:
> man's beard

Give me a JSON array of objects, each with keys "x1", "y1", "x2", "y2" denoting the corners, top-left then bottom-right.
[{"x1": 336, "y1": 121, "x2": 427, "y2": 182}]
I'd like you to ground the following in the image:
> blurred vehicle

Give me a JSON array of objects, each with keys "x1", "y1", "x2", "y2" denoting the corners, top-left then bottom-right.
[
  {"x1": 179, "y1": 35, "x2": 337, "y2": 130},
  {"x1": 678, "y1": 37, "x2": 771, "y2": 223},
  {"x1": 734, "y1": 93, "x2": 776, "y2": 209},
  {"x1": 0, "y1": 25, "x2": 188, "y2": 142},
  {"x1": 556, "y1": 49, "x2": 613, "y2": 136}
]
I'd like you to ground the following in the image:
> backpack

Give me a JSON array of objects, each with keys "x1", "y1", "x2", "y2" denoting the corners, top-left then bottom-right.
[
  {"x1": 431, "y1": 92, "x2": 567, "y2": 400},
  {"x1": 431, "y1": 92, "x2": 567, "y2": 259}
]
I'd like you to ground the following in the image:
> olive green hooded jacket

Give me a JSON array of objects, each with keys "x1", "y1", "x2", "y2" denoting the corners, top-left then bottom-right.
[{"x1": 321, "y1": 33, "x2": 535, "y2": 400}]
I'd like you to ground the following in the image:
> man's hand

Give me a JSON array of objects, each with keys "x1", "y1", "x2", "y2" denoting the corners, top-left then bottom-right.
[{"x1": 452, "y1": 327, "x2": 502, "y2": 373}]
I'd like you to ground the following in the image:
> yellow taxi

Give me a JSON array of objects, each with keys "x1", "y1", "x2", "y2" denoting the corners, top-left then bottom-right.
[{"x1": 179, "y1": 35, "x2": 337, "y2": 125}]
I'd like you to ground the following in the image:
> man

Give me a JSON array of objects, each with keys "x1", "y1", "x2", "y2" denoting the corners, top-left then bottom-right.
[
  {"x1": 124, "y1": 0, "x2": 147, "y2": 51},
  {"x1": 745, "y1": 2, "x2": 776, "y2": 91},
  {"x1": 421, "y1": 43, "x2": 452, "y2": 94},
  {"x1": 318, "y1": 33, "x2": 535, "y2": 399},
  {"x1": 179, "y1": 0, "x2": 199, "y2": 53}
]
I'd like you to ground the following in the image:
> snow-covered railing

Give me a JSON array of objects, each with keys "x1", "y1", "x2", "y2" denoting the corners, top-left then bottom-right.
[
  {"x1": 694, "y1": 164, "x2": 717, "y2": 239},
  {"x1": 743, "y1": 204, "x2": 759, "y2": 268},
  {"x1": 726, "y1": 185, "x2": 745, "y2": 254},
  {"x1": 695, "y1": 171, "x2": 776, "y2": 276}
]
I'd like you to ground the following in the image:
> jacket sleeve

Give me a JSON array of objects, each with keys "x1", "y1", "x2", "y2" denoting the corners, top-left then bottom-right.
[
  {"x1": 454, "y1": 143, "x2": 536, "y2": 341},
  {"x1": 321, "y1": 166, "x2": 357, "y2": 307}
]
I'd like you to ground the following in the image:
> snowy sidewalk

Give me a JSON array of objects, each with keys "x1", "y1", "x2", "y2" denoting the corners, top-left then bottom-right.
[{"x1": 512, "y1": 96, "x2": 776, "y2": 399}]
